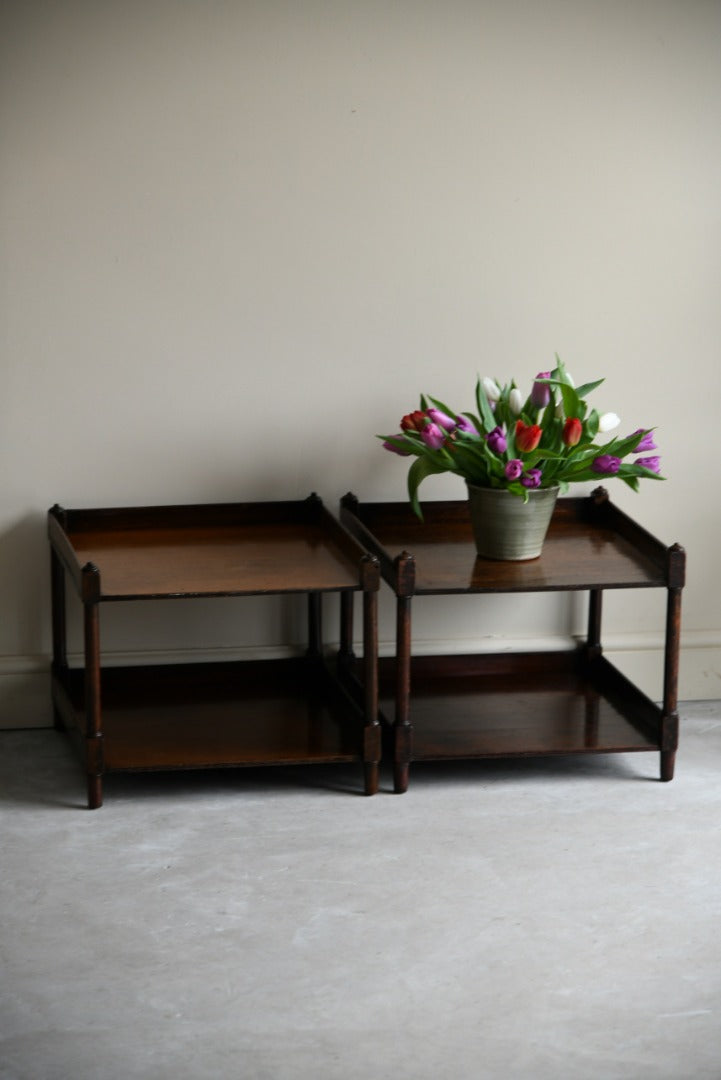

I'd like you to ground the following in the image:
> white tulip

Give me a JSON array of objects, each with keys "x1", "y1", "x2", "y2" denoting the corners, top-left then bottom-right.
[
  {"x1": 598, "y1": 412, "x2": 620, "y2": 433},
  {"x1": 481, "y1": 376, "x2": 501, "y2": 402},
  {"x1": 509, "y1": 387, "x2": 523, "y2": 415}
]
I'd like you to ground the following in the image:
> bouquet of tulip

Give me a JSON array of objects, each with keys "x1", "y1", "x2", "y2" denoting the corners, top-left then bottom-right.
[{"x1": 381, "y1": 356, "x2": 663, "y2": 519}]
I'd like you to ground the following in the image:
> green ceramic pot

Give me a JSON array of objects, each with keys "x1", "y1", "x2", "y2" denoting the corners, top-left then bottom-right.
[{"x1": 466, "y1": 482, "x2": 559, "y2": 561}]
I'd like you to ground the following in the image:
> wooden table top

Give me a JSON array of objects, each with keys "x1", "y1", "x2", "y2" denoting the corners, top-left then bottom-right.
[
  {"x1": 49, "y1": 499, "x2": 373, "y2": 600},
  {"x1": 341, "y1": 494, "x2": 679, "y2": 595}
]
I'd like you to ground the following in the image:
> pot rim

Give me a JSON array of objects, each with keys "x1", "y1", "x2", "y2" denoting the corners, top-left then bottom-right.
[{"x1": 465, "y1": 481, "x2": 560, "y2": 497}]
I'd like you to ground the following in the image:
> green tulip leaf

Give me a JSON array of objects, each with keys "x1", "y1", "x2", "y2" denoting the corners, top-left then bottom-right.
[
  {"x1": 426, "y1": 394, "x2": 458, "y2": 421},
  {"x1": 585, "y1": 409, "x2": 600, "y2": 439},
  {"x1": 573, "y1": 378, "x2": 604, "y2": 399},
  {"x1": 474, "y1": 377, "x2": 497, "y2": 433},
  {"x1": 407, "y1": 455, "x2": 449, "y2": 520}
]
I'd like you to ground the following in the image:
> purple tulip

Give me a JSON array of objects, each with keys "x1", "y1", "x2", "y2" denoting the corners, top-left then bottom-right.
[
  {"x1": 531, "y1": 371, "x2": 552, "y2": 408},
  {"x1": 382, "y1": 436, "x2": 411, "y2": 456},
  {"x1": 505, "y1": 459, "x2": 523, "y2": 481},
  {"x1": 487, "y1": 426, "x2": 507, "y2": 454},
  {"x1": 633, "y1": 429, "x2": 657, "y2": 453},
  {"x1": 427, "y1": 406, "x2": 456, "y2": 432},
  {"x1": 420, "y1": 422, "x2": 446, "y2": 450},
  {"x1": 591, "y1": 454, "x2": 621, "y2": 475},
  {"x1": 521, "y1": 468, "x2": 542, "y2": 488},
  {"x1": 636, "y1": 455, "x2": 661, "y2": 474},
  {"x1": 456, "y1": 415, "x2": 478, "y2": 435}
]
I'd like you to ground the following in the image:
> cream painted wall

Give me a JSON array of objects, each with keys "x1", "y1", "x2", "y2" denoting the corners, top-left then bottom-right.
[{"x1": 2, "y1": 0, "x2": 720, "y2": 726}]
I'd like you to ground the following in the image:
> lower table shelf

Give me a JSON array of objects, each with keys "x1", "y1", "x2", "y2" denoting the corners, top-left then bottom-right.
[
  {"x1": 378, "y1": 649, "x2": 665, "y2": 766},
  {"x1": 53, "y1": 657, "x2": 379, "y2": 787}
]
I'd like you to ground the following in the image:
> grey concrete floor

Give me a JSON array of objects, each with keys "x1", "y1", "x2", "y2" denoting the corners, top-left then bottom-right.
[{"x1": 2, "y1": 703, "x2": 721, "y2": 1080}]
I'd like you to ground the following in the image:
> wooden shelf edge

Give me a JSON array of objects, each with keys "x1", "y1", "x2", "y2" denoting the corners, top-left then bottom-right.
[
  {"x1": 374, "y1": 650, "x2": 663, "y2": 762},
  {"x1": 51, "y1": 657, "x2": 377, "y2": 774}
]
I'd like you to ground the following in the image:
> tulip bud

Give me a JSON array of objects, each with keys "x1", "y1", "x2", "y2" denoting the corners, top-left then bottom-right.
[
  {"x1": 633, "y1": 429, "x2": 657, "y2": 452},
  {"x1": 505, "y1": 459, "x2": 523, "y2": 481},
  {"x1": 591, "y1": 454, "x2": 621, "y2": 475},
  {"x1": 515, "y1": 420, "x2": 542, "y2": 452},
  {"x1": 486, "y1": 426, "x2": 507, "y2": 455},
  {"x1": 531, "y1": 372, "x2": 552, "y2": 408},
  {"x1": 636, "y1": 455, "x2": 661, "y2": 474},
  {"x1": 420, "y1": 423, "x2": 445, "y2": 450},
  {"x1": 427, "y1": 407, "x2": 456, "y2": 432},
  {"x1": 481, "y1": 377, "x2": 501, "y2": 403},
  {"x1": 508, "y1": 388, "x2": 523, "y2": 416},
  {"x1": 562, "y1": 417, "x2": 583, "y2": 447},
  {"x1": 382, "y1": 437, "x2": 411, "y2": 456},
  {"x1": 400, "y1": 410, "x2": 427, "y2": 433},
  {"x1": 456, "y1": 415, "x2": 478, "y2": 435},
  {"x1": 521, "y1": 468, "x2": 542, "y2": 489},
  {"x1": 598, "y1": 412, "x2": 620, "y2": 433}
]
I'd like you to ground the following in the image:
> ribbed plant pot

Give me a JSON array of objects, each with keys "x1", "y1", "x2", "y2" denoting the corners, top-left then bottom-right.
[{"x1": 466, "y1": 482, "x2": 560, "y2": 561}]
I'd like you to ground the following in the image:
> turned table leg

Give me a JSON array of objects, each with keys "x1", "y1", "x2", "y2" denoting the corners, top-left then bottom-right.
[
  {"x1": 362, "y1": 569, "x2": 380, "y2": 796},
  {"x1": 82, "y1": 564, "x2": 103, "y2": 809},
  {"x1": 50, "y1": 547, "x2": 68, "y2": 731},
  {"x1": 586, "y1": 587, "x2": 603, "y2": 660},
  {"x1": 660, "y1": 562, "x2": 684, "y2": 782},
  {"x1": 307, "y1": 590, "x2": 322, "y2": 658},
  {"x1": 394, "y1": 594, "x2": 412, "y2": 794},
  {"x1": 338, "y1": 590, "x2": 355, "y2": 667}
]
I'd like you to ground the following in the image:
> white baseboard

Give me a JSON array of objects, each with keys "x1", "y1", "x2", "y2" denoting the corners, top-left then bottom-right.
[
  {"x1": 2, "y1": 632, "x2": 719, "y2": 730},
  {"x1": 397, "y1": 630, "x2": 721, "y2": 703},
  {"x1": 603, "y1": 631, "x2": 721, "y2": 704},
  {"x1": 0, "y1": 646, "x2": 310, "y2": 730}
]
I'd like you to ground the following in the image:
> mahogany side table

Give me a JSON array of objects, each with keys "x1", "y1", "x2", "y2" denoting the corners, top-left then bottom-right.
[
  {"x1": 341, "y1": 488, "x2": 684, "y2": 793},
  {"x1": 49, "y1": 495, "x2": 380, "y2": 808}
]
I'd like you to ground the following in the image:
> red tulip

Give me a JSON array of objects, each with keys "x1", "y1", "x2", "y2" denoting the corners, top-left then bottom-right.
[
  {"x1": 562, "y1": 417, "x2": 583, "y2": 447},
  {"x1": 515, "y1": 420, "x2": 542, "y2": 452},
  {"x1": 400, "y1": 410, "x2": 428, "y2": 433}
]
